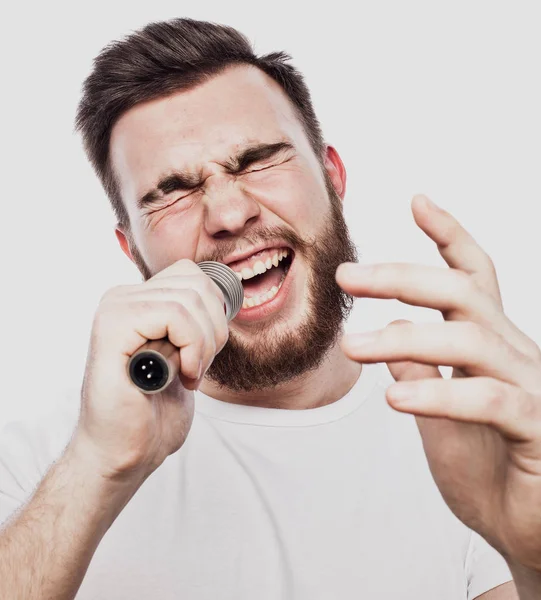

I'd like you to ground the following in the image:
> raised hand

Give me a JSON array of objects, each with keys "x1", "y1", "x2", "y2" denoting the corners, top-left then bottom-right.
[{"x1": 336, "y1": 195, "x2": 541, "y2": 576}]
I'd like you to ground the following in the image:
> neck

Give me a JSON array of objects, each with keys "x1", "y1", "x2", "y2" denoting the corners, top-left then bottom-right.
[{"x1": 198, "y1": 332, "x2": 363, "y2": 410}]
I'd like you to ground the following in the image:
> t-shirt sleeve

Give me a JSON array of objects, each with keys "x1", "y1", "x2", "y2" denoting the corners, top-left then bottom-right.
[
  {"x1": 465, "y1": 530, "x2": 514, "y2": 599},
  {"x1": 0, "y1": 392, "x2": 80, "y2": 527}
]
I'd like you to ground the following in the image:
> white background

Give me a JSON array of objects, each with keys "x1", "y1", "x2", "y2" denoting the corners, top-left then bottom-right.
[{"x1": 0, "y1": 1, "x2": 539, "y2": 428}]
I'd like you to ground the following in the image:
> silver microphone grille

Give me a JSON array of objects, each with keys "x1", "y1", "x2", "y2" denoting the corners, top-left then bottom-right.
[{"x1": 197, "y1": 261, "x2": 244, "y2": 321}]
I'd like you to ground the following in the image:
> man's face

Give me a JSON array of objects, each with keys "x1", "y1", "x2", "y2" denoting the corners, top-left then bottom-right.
[{"x1": 110, "y1": 65, "x2": 357, "y2": 393}]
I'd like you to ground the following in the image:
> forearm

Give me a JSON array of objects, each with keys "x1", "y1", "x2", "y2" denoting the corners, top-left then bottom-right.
[
  {"x1": 508, "y1": 562, "x2": 541, "y2": 600},
  {"x1": 0, "y1": 437, "x2": 142, "y2": 600}
]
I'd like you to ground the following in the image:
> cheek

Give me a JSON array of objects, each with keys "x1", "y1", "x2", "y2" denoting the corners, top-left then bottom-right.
[
  {"x1": 135, "y1": 210, "x2": 201, "y2": 271},
  {"x1": 243, "y1": 168, "x2": 325, "y2": 223}
]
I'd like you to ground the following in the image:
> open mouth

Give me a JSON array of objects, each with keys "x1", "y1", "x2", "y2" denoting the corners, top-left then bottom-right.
[{"x1": 235, "y1": 248, "x2": 294, "y2": 309}]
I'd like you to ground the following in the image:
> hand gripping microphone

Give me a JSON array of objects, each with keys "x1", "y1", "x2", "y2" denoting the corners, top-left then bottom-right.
[{"x1": 128, "y1": 261, "x2": 244, "y2": 394}]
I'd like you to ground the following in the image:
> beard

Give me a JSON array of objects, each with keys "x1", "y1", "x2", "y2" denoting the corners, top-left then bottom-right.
[{"x1": 128, "y1": 173, "x2": 358, "y2": 393}]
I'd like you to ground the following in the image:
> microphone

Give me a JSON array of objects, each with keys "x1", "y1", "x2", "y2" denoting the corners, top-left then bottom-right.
[{"x1": 128, "y1": 261, "x2": 244, "y2": 394}]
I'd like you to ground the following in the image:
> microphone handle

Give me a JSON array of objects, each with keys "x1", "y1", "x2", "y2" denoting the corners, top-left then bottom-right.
[
  {"x1": 128, "y1": 337, "x2": 182, "y2": 394},
  {"x1": 127, "y1": 261, "x2": 243, "y2": 394}
]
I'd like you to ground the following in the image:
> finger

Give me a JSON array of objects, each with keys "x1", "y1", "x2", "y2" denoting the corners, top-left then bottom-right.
[
  {"x1": 147, "y1": 260, "x2": 227, "y2": 311},
  {"x1": 146, "y1": 272, "x2": 226, "y2": 313},
  {"x1": 132, "y1": 288, "x2": 222, "y2": 375},
  {"x1": 134, "y1": 276, "x2": 229, "y2": 351},
  {"x1": 386, "y1": 376, "x2": 539, "y2": 442},
  {"x1": 115, "y1": 300, "x2": 205, "y2": 381},
  {"x1": 382, "y1": 323, "x2": 473, "y2": 461},
  {"x1": 336, "y1": 262, "x2": 541, "y2": 362},
  {"x1": 150, "y1": 258, "x2": 202, "y2": 280},
  {"x1": 341, "y1": 321, "x2": 541, "y2": 390},
  {"x1": 336, "y1": 262, "x2": 491, "y2": 314},
  {"x1": 410, "y1": 195, "x2": 502, "y2": 306},
  {"x1": 384, "y1": 320, "x2": 442, "y2": 383},
  {"x1": 415, "y1": 197, "x2": 541, "y2": 360}
]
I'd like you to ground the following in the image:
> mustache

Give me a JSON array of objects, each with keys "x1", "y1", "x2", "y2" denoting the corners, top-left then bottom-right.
[{"x1": 201, "y1": 225, "x2": 314, "y2": 264}]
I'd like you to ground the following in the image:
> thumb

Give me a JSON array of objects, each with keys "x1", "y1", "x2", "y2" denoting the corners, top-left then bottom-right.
[{"x1": 385, "y1": 320, "x2": 442, "y2": 382}]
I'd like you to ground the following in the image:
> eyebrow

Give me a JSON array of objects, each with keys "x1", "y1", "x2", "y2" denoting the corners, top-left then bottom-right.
[
  {"x1": 223, "y1": 141, "x2": 294, "y2": 172},
  {"x1": 136, "y1": 141, "x2": 294, "y2": 210}
]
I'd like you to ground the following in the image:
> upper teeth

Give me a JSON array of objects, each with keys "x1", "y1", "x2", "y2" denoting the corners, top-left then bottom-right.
[{"x1": 234, "y1": 248, "x2": 290, "y2": 281}]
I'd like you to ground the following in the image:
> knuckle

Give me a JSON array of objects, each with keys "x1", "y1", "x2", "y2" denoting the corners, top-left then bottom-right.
[
  {"x1": 153, "y1": 258, "x2": 196, "y2": 280},
  {"x1": 518, "y1": 393, "x2": 538, "y2": 424},
  {"x1": 178, "y1": 288, "x2": 203, "y2": 308},
  {"x1": 481, "y1": 251, "x2": 497, "y2": 275},
  {"x1": 452, "y1": 269, "x2": 476, "y2": 300},
  {"x1": 461, "y1": 321, "x2": 486, "y2": 346},
  {"x1": 189, "y1": 288, "x2": 206, "y2": 310},
  {"x1": 99, "y1": 284, "x2": 126, "y2": 305},
  {"x1": 94, "y1": 295, "x2": 122, "y2": 326},
  {"x1": 92, "y1": 304, "x2": 125, "y2": 344},
  {"x1": 203, "y1": 276, "x2": 225, "y2": 302},
  {"x1": 194, "y1": 331, "x2": 207, "y2": 354},
  {"x1": 483, "y1": 379, "x2": 507, "y2": 415},
  {"x1": 175, "y1": 258, "x2": 197, "y2": 271},
  {"x1": 92, "y1": 308, "x2": 109, "y2": 333},
  {"x1": 136, "y1": 298, "x2": 189, "y2": 321},
  {"x1": 98, "y1": 289, "x2": 112, "y2": 305},
  {"x1": 201, "y1": 275, "x2": 216, "y2": 293},
  {"x1": 135, "y1": 299, "x2": 156, "y2": 314},
  {"x1": 151, "y1": 286, "x2": 173, "y2": 297},
  {"x1": 167, "y1": 299, "x2": 191, "y2": 319},
  {"x1": 519, "y1": 341, "x2": 541, "y2": 365},
  {"x1": 531, "y1": 343, "x2": 541, "y2": 363},
  {"x1": 527, "y1": 367, "x2": 541, "y2": 397}
]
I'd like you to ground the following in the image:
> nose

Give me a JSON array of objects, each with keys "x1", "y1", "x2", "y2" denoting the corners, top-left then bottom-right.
[{"x1": 203, "y1": 177, "x2": 261, "y2": 239}]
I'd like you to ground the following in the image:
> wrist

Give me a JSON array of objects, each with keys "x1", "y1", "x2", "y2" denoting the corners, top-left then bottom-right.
[
  {"x1": 63, "y1": 434, "x2": 146, "y2": 531},
  {"x1": 68, "y1": 429, "x2": 150, "y2": 486}
]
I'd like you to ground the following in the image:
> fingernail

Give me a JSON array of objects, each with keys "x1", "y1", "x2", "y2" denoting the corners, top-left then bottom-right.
[{"x1": 419, "y1": 195, "x2": 438, "y2": 210}]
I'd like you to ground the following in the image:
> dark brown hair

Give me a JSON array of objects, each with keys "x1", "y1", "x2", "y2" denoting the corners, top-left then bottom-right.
[{"x1": 75, "y1": 18, "x2": 326, "y2": 230}]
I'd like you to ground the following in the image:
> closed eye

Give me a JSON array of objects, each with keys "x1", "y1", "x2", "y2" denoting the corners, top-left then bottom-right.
[
  {"x1": 243, "y1": 156, "x2": 292, "y2": 174},
  {"x1": 147, "y1": 189, "x2": 197, "y2": 212},
  {"x1": 245, "y1": 163, "x2": 277, "y2": 173},
  {"x1": 169, "y1": 188, "x2": 199, "y2": 204}
]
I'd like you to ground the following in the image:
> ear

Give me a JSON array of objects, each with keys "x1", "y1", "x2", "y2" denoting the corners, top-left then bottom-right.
[
  {"x1": 115, "y1": 225, "x2": 135, "y2": 263},
  {"x1": 323, "y1": 144, "x2": 347, "y2": 200}
]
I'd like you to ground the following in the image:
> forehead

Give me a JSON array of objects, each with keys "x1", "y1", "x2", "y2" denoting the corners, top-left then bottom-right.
[{"x1": 110, "y1": 65, "x2": 310, "y2": 200}]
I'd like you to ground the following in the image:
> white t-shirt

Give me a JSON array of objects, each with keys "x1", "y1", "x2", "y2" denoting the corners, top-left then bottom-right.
[{"x1": 0, "y1": 363, "x2": 513, "y2": 599}]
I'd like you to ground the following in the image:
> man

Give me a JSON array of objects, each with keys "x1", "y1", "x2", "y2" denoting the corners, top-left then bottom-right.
[{"x1": 1, "y1": 17, "x2": 540, "y2": 599}]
